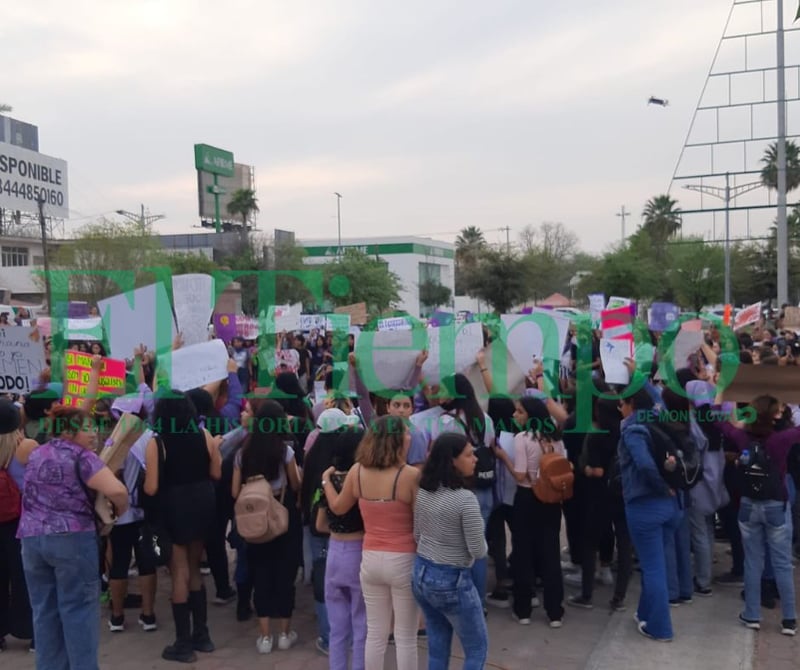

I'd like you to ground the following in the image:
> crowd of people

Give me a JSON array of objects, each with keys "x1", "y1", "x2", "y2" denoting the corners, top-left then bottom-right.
[{"x1": 0, "y1": 308, "x2": 799, "y2": 670}]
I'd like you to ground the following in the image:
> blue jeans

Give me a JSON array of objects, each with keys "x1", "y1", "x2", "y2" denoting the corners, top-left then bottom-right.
[
  {"x1": 626, "y1": 496, "x2": 682, "y2": 640},
  {"x1": 412, "y1": 556, "x2": 488, "y2": 670},
  {"x1": 21, "y1": 532, "x2": 100, "y2": 670},
  {"x1": 309, "y1": 533, "x2": 330, "y2": 646},
  {"x1": 689, "y1": 507, "x2": 715, "y2": 590},
  {"x1": 470, "y1": 488, "x2": 493, "y2": 605},
  {"x1": 664, "y1": 499, "x2": 692, "y2": 600},
  {"x1": 739, "y1": 498, "x2": 797, "y2": 622}
]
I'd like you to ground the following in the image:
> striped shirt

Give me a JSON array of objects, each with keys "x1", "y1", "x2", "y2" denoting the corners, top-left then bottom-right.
[{"x1": 413, "y1": 487, "x2": 487, "y2": 568}]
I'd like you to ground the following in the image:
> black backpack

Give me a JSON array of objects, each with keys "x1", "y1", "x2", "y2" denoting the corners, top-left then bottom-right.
[
  {"x1": 737, "y1": 441, "x2": 784, "y2": 501},
  {"x1": 451, "y1": 414, "x2": 496, "y2": 490},
  {"x1": 646, "y1": 423, "x2": 703, "y2": 491}
]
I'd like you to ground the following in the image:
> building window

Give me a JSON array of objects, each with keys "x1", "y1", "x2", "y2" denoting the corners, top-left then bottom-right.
[
  {"x1": 1, "y1": 246, "x2": 29, "y2": 267},
  {"x1": 419, "y1": 262, "x2": 442, "y2": 284}
]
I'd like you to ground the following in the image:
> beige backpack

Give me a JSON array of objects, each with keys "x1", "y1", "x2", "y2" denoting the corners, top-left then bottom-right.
[{"x1": 235, "y1": 475, "x2": 289, "y2": 543}]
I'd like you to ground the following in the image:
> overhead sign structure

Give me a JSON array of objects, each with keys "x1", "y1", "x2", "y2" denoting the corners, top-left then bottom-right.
[
  {"x1": 0, "y1": 143, "x2": 69, "y2": 218},
  {"x1": 194, "y1": 143, "x2": 234, "y2": 233}
]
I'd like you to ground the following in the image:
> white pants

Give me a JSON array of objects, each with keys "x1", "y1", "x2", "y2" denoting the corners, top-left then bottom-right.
[{"x1": 360, "y1": 550, "x2": 418, "y2": 670}]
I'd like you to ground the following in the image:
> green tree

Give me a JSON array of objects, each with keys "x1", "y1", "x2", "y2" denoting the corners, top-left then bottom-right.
[
  {"x1": 642, "y1": 194, "x2": 682, "y2": 249},
  {"x1": 667, "y1": 239, "x2": 724, "y2": 312},
  {"x1": 519, "y1": 222, "x2": 580, "y2": 303},
  {"x1": 455, "y1": 226, "x2": 486, "y2": 295},
  {"x1": 155, "y1": 251, "x2": 219, "y2": 276},
  {"x1": 578, "y1": 234, "x2": 662, "y2": 302},
  {"x1": 0, "y1": 104, "x2": 11, "y2": 113},
  {"x1": 464, "y1": 249, "x2": 528, "y2": 313},
  {"x1": 320, "y1": 249, "x2": 402, "y2": 316},
  {"x1": 760, "y1": 140, "x2": 800, "y2": 192},
  {"x1": 50, "y1": 219, "x2": 162, "y2": 305},
  {"x1": 418, "y1": 279, "x2": 452, "y2": 315},
  {"x1": 226, "y1": 188, "x2": 259, "y2": 232}
]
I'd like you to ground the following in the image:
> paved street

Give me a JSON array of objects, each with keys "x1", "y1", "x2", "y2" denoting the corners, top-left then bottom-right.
[{"x1": 2, "y1": 541, "x2": 795, "y2": 669}]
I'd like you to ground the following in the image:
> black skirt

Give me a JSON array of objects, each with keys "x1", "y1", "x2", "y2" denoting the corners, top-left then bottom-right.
[{"x1": 161, "y1": 481, "x2": 216, "y2": 545}]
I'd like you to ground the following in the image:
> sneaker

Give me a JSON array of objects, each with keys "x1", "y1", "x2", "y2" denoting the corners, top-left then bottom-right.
[
  {"x1": 567, "y1": 595, "x2": 593, "y2": 609},
  {"x1": 315, "y1": 637, "x2": 329, "y2": 655},
  {"x1": 781, "y1": 619, "x2": 797, "y2": 636},
  {"x1": 549, "y1": 619, "x2": 563, "y2": 629},
  {"x1": 213, "y1": 587, "x2": 237, "y2": 605},
  {"x1": 487, "y1": 590, "x2": 511, "y2": 608},
  {"x1": 417, "y1": 629, "x2": 427, "y2": 639},
  {"x1": 512, "y1": 613, "x2": 531, "y2": 625},
  {"x1": 256, "y1": 635, "x2": 273, "y2": 654},
  {"x1": 715, "y1": 572, "x2": 744, "y2": 587},
  {"x1": 277, "y1": 631, "x2": 298, "y2": 651},
  {"x1": 637, "y1": 621, "x2": 672, "y2": 642},
  {"x1": 738, "y1": 613, "x2": 760, "y2": 630},
  {"x1": 0, "y1": 636, "x2": 6, "y2": 652},
  {"x1": 564, "y1": 572, "x2": 583, "y2": 587},
  {"x1": 387, "y1": 633, "x2": 395, "y2": 645},
  {"x1": 561, "y1": 560, "x2": 579, "y2": 572},
  {"x1": 694, "y1": 585, "x2": 713, "y2": 597},
  {"x1": 531, "y1": 596, "x2": 541, "y2": 609},
  {"x1": 200, "y1": 561, "x2": 211, "y2": 576},
  {"x1": 108, "y1": 615, "x2": 125, "y2": 632},
  {"x1": 138, "y1": 614, "x2": 157, "y2": 632},
  {"x1": 596, "y1": 566, "x2": 614, "y2": 586},
  {"x1": 678, "y1": 596, "x2": 693, "y2": 605},
  {"x1": 668, "y1": 600, "x2": 680, "y2": 608},
  {"x1": 609, "y1": 597, "x2": 627, "y2": 612}
]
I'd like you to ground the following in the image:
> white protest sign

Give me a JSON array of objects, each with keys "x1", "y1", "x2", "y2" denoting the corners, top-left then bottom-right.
[
  {"x1": 265, "y1": 304, "x2": 301, "y2": 333},
  {"x1": 355, "y1": 329, "x2": 422, "y2": 391},
  {"x1": 599, "y1": 337, "x2": 633, "y2": 386},
  {"x1": 172, "y1": 274, "x2": 214, "y2": 346},
  {"x1": 588, "y1": 294, "x2": 605, "y2": 325},
  {"x1": 606, "y1": 296, "x2": 632, "y2": 310},
  {"x1": 0, "y1": 326, "x2": 47, "y2": 393},
  {"x1": 167, "y1": 339, "x2": 229, "y2": 391},
  {"x1": 421, "y1": 323, "x2": 484, "y2": 384},
  {"x1": 673, "y1": 330, "x2": 705, "y2": 370},
  {"x1": 98, "y1": 283, "x2": 176, "y2": 358},
  {"x1": 314, "y1": 380, "x2": 327, "y2": 404},
  {"x1": 377, "y1": 316, "x2": 413, "y2": 331},
  {"x1": 501, "y1": 310, "x2": 571, "y2": 372},
  {"x1": 54, "y1": 317, "x2": 103, "y2": 342},
  {"x1": 297, "y1": 314, "x2": 350, "y2": 332}
]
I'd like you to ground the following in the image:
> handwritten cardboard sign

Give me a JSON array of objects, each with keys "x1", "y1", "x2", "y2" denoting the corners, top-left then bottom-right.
[
  {"x1": 167, "y1": 339, "x2": 229, "y2": 391},
  {"x1": 172, "y1": 274, "x2": 214, "y2": 346},
  {"x1": 0, "y1": 326, "x2": 46, "y2": 393},
  {"x1": 734, "y1": 302, "x2": 762, "y2": 331},
  {"x1": 63, "y1": 352, "x2": 126, "y2": 403},
  {"x1": 334, "y1": 302, "x2": 368, "y2": 326}
]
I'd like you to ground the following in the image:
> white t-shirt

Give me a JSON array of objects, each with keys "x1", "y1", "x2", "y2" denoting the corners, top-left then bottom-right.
[{"x1": 430, "y1": 410, "x2": 496, "y2": 447}]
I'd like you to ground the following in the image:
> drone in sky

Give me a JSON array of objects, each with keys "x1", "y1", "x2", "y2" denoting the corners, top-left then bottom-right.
[{"x1": 648, "y1": 96, "x2": 669, "y2": 107}]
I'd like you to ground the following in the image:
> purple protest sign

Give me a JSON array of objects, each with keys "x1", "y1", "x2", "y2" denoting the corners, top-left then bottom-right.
[
  {"x1": 213, "y1": 313, "x2": 237, "y2": 342},
  {"x1": 68, "y1": 301, "x2": 89, "y2": 318}
]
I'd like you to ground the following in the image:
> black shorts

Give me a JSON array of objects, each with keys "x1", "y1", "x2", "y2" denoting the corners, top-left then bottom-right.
[{"x1": 109, "y1": 521, "x2": 156, "y2": 580}]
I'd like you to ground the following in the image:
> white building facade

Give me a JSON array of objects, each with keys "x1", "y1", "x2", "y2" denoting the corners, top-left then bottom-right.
[{"x1": 298, "y1": 236, "x2": 455, "y2": 317}]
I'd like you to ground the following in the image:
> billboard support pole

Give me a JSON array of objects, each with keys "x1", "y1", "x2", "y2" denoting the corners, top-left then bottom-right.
[
  {"x1": 213, "y1": 173, "x2": 221, "y2": 234},
  {"x1": 36, "y1": 195, "x2": 52, "y2": 314}
]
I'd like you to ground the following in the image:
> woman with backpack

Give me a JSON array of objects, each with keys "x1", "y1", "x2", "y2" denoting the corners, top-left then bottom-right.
[
  {"x1": 412, "y1": 432, "x2": 489, "y2": 669},
  {"x1": 494, "y1": 396, "x2": 567, "y2": 628},
  {"x1": 322, "y1": 415, "x2": 420, "y2": 670},
  {"x1": 143, "y1": 392, "x2": 222, "y2": 663},
  {"x1": 18, "y1": 404, "x2": 129, "y2": 669},
  {"x1": 712, "y1": 394, "x2": 800, "y2": 636},
  {"x1": 0, "y1": 400, "x2": 36, "y2": 652},
  {"x1": 231, "y1": 400, "x2": 302, "y2": 655}
]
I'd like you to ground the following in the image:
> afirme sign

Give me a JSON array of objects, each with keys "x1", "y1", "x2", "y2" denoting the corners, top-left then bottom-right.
[
  {"x1": 0, "y1": 143, "x2": 69, "y2": 218},
  {"x1": 194, "y1": 144, "x2": 234, "y2": 178}
]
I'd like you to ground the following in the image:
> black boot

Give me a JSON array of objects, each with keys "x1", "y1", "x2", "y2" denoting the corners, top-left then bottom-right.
[
  {"x1": 189, "y1": 588, "x2": 215, "y2": 653},
  {"x1": 236, "y1": 581, "x2": 253, "y2": 622},
  {"x1": 162, "y1": 603, "x2": 196, "y2": 663}
]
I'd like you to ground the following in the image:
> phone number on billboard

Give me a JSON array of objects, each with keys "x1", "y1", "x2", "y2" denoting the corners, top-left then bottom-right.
[{"x1": 0, "y1": 179, "x2": 65, "y2": 207}]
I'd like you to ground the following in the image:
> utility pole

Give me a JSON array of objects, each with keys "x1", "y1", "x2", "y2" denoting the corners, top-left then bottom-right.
[
  {"x1": 334, "y1": 192, "x2": 342, "y2": 257},
  {"x1": 116, "y1": 203, "x2": 165, "y2": 233},
  {"x1": 776, "y1": 0, "x2": 789, "y2": 305},
  {"x1": 616, "y1": 206, "x2": 630, "y2": 244},
  {"x1": 36, "y1": 195, "x2": 52, "y2": 314},
  {"x1": 500, "y1": 226, "x2": 511, "y2": 254},
  {"x1": 684, "y1": 173, "x2": 762, "y2": 305}
]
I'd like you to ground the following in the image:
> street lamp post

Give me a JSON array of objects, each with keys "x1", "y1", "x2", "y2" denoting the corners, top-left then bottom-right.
[
  {"x1": 334, "y1": 192, "x2": 342, "y2": 257},
  {"x1": 116, "y1": 203, "x2": 165, "y2": 233}
]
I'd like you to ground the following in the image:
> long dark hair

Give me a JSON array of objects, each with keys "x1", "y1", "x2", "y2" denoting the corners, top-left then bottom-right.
[
  {"x1": 153, "y1": 390, "x2": 198, "y2": 434},
  {"x1": 441, "y1": 373, "x2": 485, "y2": 442},
  {"x1": 274, "y1": 372, "x2": 312, "y2": 426},
  {"x1": 747, "y1": 395, "x2": 780, "y2": 438},
  {"x1": 332, "y1": 427, "x2": 364, "y2": 471},
  {"x1": 241, "y1": 400, "x2": 290, "y2": 482},
  {"x1": 518, "y1": 396, "x2": 561, "y2": 440},
  {"x1": 420, "y1": 432, "x2": 470, "y2": 492}
]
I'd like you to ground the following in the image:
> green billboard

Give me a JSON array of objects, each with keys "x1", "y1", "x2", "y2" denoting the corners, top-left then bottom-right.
[{"x1": 194, "y1": 143, "x2": 234, "y2": 177}]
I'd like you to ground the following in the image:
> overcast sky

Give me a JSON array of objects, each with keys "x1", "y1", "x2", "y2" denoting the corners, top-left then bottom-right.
[{"x1": 7, "y1": 0, "x2": 788, "y2": 253}]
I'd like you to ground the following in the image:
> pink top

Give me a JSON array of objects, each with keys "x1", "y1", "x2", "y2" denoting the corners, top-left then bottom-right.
[
  {"x1": 357, "y1": 465, "x2": 416, "y2": 553},
  {"x1": 513, "y1": 432, "x2": 567, "y2": 489}
]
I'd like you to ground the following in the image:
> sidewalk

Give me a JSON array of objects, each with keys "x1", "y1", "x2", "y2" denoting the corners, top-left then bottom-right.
[{"x1": 752, "y1": 554, "x2": 800, "y2": 670}]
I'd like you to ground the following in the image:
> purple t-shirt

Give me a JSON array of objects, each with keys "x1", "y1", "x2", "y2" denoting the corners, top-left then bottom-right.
[{"x1": 17, "y1": 438, "x2": 105, "y2": 538}]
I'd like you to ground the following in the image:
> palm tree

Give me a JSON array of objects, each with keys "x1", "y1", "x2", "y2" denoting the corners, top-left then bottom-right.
[
  {"x1": 454, "y1": 226, "x2": 486, "y2": 295},
  {"x1": 0, "y1": 104, "x2": 12, "y2": 114},
  {"x1": 760, "y1": 140, "x2": 800, "y2": 192},
  {"x1": 226, "y1": 188, "x2": 259, "y2": 232},
  {"x1": 642, "y1": 194, "x2": 682, "y2": 242}
]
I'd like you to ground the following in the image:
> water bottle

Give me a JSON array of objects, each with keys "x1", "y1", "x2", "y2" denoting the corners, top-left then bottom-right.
[{"x1": 739, "y1": 449, "x2": 750, "y2": 467}]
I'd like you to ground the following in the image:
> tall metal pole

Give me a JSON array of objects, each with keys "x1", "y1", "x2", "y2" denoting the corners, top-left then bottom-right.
[
  {"x1": 37, "y1": 195, "x2": 52, "y2": 314},
  {"x1": 616, "y1": 206, "x2": 630, "y2": 244},
  {"x1": 334, "y1": 192, "x2": 342, "y2": 257},
  {"x1": 724, "y1": 173, "x2": 731, "y2": 305},
  {"x1": 777, "y1": 0, "x2": 789, "y2": 305}
]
